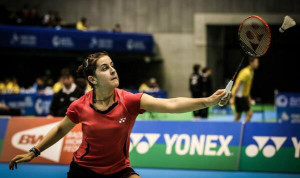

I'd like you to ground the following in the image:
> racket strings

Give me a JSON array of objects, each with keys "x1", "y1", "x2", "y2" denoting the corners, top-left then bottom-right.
[{"x1": 239, "y1": 17, "x2": 270, "y2": 57}]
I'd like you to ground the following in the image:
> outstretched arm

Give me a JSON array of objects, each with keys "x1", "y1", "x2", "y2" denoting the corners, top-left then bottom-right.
[
  {"x1": 9, "y1": 116, "x2": 76, "y2": 170},
  {"x1": 140, "y1": 89, "x2": 229, "y2": 113}
]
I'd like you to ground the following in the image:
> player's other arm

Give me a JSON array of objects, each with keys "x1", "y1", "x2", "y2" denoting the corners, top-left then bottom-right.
[
  {"x1": 140, "y1": 89, "x2": 229, "y2": 113},
  {"x1": 9, "y1": 116, "x2": 76, "y2": 170},
  {"x1": 230, "y1": 80, "x2": 242, "y2": 105}
]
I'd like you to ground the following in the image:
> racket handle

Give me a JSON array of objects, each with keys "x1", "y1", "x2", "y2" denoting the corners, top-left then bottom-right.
[{"x1": 218, "y1": 80, "x2": 233, "y2": 106}]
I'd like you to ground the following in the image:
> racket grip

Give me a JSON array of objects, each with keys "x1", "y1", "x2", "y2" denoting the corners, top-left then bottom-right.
[{"x1": 218, "y1": 80, "x2": 233, "y2": 106}]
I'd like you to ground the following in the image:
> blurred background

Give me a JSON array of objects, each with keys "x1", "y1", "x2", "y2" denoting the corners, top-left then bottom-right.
[{"x1": 0, "y1": 0, "x2": 300, "y2": 178}]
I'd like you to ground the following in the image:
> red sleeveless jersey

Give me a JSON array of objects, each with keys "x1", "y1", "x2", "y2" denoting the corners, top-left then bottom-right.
[{"x1": 66, "y1": 88, "x2": 144, "y2": 175}]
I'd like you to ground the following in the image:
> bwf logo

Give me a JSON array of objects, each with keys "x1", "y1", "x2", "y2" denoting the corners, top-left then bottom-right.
[
  {"x1": 245, "y1": 136, "x2": 286, "y2": 158},
  {"x1": 11, "y1": 122, "x2": 64, "y2": 162},
  {"x1": 276, "y1": 95, "x2": 289, "y2": 107},
  {"x1": 129, "y1": 133, "x2": 160, "y2": 154}
]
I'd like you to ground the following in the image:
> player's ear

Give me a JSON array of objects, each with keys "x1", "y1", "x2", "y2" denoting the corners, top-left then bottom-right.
[{"x1": 88, "y1": 76, "x2": 97, "y2": 85}]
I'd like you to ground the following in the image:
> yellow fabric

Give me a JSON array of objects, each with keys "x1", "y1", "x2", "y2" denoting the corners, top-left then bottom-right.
[
  {"x1": 139, "y1": 83, "x2": 150, "y2": 92},
  {"x1": 5, "y1": 81, "x2": 20, "y2": 94},
  {"x1": 53, "y1": 82, "x2": 63, "y2": 93},
  {"x1": 232, "y1": 66, "x2": 254, "y2": 97},
  {"x1": 76, "y1": 22, "x2": 88, "y2": 31},
  {"x1": 86, "y1": 83, "x2": 92, "y2": 92},
  {"x1": 0, "y1": 82, "x2": 6, "y2": 93}
]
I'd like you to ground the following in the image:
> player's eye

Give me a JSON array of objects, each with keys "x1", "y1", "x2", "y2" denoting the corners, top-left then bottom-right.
[{"x1": 101, "y1": 65, "x2": 108, "y2": 71}]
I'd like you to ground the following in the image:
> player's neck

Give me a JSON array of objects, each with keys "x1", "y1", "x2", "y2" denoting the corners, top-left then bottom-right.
[{"x1": 93, "y1": 88, "x2": 115, "y2": 105}]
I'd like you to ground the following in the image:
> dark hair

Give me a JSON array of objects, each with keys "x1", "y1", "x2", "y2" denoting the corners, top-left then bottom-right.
[
  {"x1": 81, "y1": 17, "x2": 87, "y2": 23},
  {"x1": 77, "y1": 51, "x2": 109, "y2": 88},
  {"x1": 193, "y1": 64, "x2": 201, "y2": 74},
  {"x1": 60, "y1": 68, "x2": 70, "y2": 76},
  {"x1": 202, "y1": 67, "x2": 211, "y2": 73}
]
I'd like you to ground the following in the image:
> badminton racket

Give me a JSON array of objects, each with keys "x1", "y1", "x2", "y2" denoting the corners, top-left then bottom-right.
[{"x1": 218, "y1": 15, "x2": 271, "y2": 106}]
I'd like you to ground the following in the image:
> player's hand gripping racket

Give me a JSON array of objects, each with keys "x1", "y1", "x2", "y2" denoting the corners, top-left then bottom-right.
[{"x1": 218, "y1": 15, "x2": 271, "y2": 106}]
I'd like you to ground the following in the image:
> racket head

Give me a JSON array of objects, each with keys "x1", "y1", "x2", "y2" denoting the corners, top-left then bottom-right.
[{"x1": 238, "y1": 15, "x2": 271, "y2": 57}]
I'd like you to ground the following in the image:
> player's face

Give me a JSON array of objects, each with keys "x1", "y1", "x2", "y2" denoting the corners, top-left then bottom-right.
[{"x1": 93, "y1": 56, "x2": 119, "y2": 89}]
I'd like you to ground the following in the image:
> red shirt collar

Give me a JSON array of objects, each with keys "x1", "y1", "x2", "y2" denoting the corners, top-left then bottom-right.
[{"x1": 88, "y1": 88, "x2": 118, "y2": 105}]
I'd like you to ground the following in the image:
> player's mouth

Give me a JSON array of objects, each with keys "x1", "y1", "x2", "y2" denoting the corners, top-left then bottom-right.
[{"x1": 111, "y1": 77, "x2": 118, "y2": 80}]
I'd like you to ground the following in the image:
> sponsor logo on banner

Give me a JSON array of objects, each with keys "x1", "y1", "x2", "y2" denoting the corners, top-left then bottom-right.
[
  {"x1": 130, "y1": 133, "x2": 160, "y2": 154},
  {"x1": 89, "y1": 37, "x2": 113, "y2": 49},
  {"x1": 4, "y1": 96, "x2": 34, "y2": 115},
  {"x1": 0, "y1": 118, "x2": 82, "y2": 164},
  {"x1": 5, "y1": 96, "x2": 34, "y2": 108},
  {"x1": 10, "y1": 33, "x2": 37, "y2": 46},
  {"x1": 276, "y1": 93, "x2": 300, "y2": 123},
  {"x1": 127, "y1": 39, "x2": 146, "y2": 50},
  {"x1": 276, "y1": 95, "x2": 289, "y2": 107},
  {"x1": 52, "y1": 35, "x2": 74, "y2": 48},
  {"x1": 245, "y1": 136, "x2": 300, "y2": 158},
  {"x1": 245, "y1": 136, "x2": 286, "y2": 158},
  {"x1": 130, "y1": 133, "x2": 233, "y2": 156},
  {"x1": 62, "y1": 131, "x2": 82, "y2": 153},
  {"x1": 164, "y1": 134, "x2": 233, "y2": 156},
  {"x1": 11, "y1": 122, "x2": 63, "y2": 162},
  {"x1": 35, "y1": 98, "x2": 51, "y2": 115}
]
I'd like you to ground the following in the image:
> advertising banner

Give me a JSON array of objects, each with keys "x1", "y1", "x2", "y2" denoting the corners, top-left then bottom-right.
[
  {"x1": 0, "y1": 25, "x2": 154, "y2": 54},
  {"x1": 0, "y1": 117, "x2": 81, "y2": 164},
  {"x1": 0, "y1": 117, "x2": 10, "y2": 158},
  {"x1": 276, "y1": 92, "x2": 300, "y2": 123},
  {"x1": 0, "y1": 119, "x2": 242, "y2": 170},
  {"x1": 240, "y1": 123, "x2": 300, "y2": 173},
  {"x1": 0, "y1": 94, "x2": 53, "y2": 116},
  {"x1": 129, "y1": 121, "x2": 242, "y2": 170},
  {"x1": 0, "y1": 91, "x2": 167, "y2": 116}
]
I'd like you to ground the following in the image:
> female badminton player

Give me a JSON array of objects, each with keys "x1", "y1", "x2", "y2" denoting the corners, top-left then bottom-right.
[{"x1": 9, "y1": 52, "x2": 230, "y2": 178}]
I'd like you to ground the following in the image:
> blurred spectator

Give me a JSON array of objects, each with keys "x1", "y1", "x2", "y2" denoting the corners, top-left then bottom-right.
[
  {"x1": 7, "y1": 11, "x2": 19, "y2": 25},
  {"x1": 19, "y1": 4, "x2": 30, "y2": 25},
  {"x1": 33, "y1": 77, "x2": 46, "y2": 94},
  {"x1": 28, "y1": 6, "x2": 41, "y2": 26},
  {"x1": 76, "y1": 78, "x2": 92, "y2": 93},
  {"x1": 53, "y1": 78, "x2": 63, "y2": 93},
  {"x1": 148, "y1": 77, "x2": 160, "y2": 92},
  {"x1": 139, "y1": 77, "x2": 160, "y2": 92},
  {"x1": 53, "y1": 68, "x2": 70, "y2": 93},
  {"x1": 42, "y1": 10, "x2": 51, "y2": 26},
  {"x1": 189, "y1": 64, "x2": 203, "y2": 119},
  {"x1": 2, "y1": 77, "x2": 20, "y2": 94},
  {"x1": 0, "y1": 102, "x2": 21, "y2": 116},
  {"x1": 76, "y1": 17, "x2": 88, "y2": 31},
  {"x1": 0, "y1": 79, "x2": 5, "y2": 93},
  {"x1": 139, "y1": 79, "x2": 150, "y2": 92},
  {"x1": 112, "y1": 23, "x2": 121, "y2": 32},
  {"x1": 44, "y1": 77, "x2": 54, "y2": 95},
  {"x1": 48, "y1": 74, "x2": 84, "y2": 117},
  {"x1": 199, "y1": 67, "x2": 213, "y2": 118},
  {"x1": 0, "y1": 5, "x2": 84, "y2": 30},
  {"x1": 54, "y1": 11, "x2": 63, "y2": 28}
]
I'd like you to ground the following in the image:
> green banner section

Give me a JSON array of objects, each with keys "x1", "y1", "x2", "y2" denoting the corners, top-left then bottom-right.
[
  {"x1": 240, "y1": 147, "x2": 300, "y2": 173},
  {"x1": 130, "y1": 145, "x2": 239, "y2": 170},
  {"x1": 0, "y1": 140, "x2": 4, "y2": 157}
]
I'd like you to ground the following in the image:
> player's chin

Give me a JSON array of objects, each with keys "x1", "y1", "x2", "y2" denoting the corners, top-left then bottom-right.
[{"x1": 111, "y1": 79, "x2": 119, "y2": 88}]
